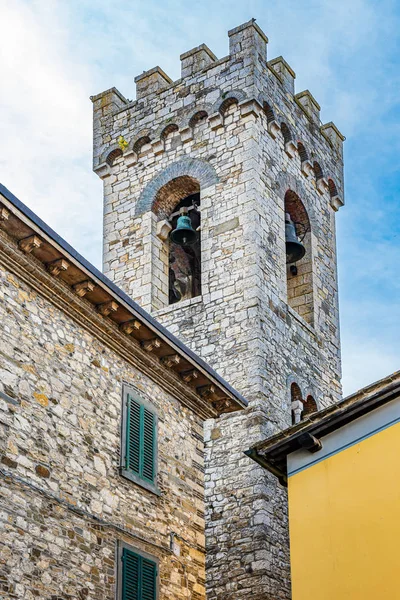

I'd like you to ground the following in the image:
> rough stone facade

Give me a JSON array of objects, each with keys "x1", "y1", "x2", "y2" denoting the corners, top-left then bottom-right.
[
  {"x1": 92, "y1": 19, "x2": 345, "y2": 599},
  {"x1": 0, "y1": 191, "x2": 244, "y2": 599}
]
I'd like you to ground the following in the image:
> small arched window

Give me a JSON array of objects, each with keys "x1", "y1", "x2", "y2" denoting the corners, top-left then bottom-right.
[
  {"x1": 313, "y1": 161, "x2": 324, "y2": 181},
  {"x1": 189, "y1": 111, "x2": 208, "y2": 128},
  {"x1": 218, "y1": 97, "x2": 239, "y2": 117},
  {"x1": 328, "y1": 178, "x2": 339, "y2": 198},
  {"x1": 106, "y1": 148, "x2": 123, "y2": 167},
  {"x1": 297, "y1": 142, "x2": 309, "y2": 163},
  {"x1": 281, "y1": 123, "x2": 292, "y2": 145},
  {"x1": 302, "y1": 395, "x2": 318, "y2": 418},
  {"x1": 160, "y1": 124, "x2": 179, "y2": 141},
  {"x1": 133, "y1": 136, "x2": 152, "y2": 155},
  {"x1": 263, "y1": 102, "x2": 276, "y2": 125}
]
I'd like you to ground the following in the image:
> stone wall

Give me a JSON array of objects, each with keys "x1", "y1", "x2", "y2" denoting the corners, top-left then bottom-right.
[
  {"x1": 92, "y1": 19, "x2": 345, "y2": 599},
  {"x1": 0, "y1": 262, "x2": 206, "y2": 599}
]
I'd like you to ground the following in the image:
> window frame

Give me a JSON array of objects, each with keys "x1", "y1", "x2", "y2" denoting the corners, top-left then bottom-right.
[
  {"x1": 116, "y1": 540, "x2": 159, "y2": 600},
  {"x1": 120, "y1": 384, "x2": 160, "y2": 495}
]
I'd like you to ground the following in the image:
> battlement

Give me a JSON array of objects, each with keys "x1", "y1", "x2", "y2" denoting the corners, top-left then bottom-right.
[
  {"x1": 92, "y1": 18, "x2": 345, "y2": 211},
  {"x1": 92, "y1": 19, "x2": 344, "y2": 147}
]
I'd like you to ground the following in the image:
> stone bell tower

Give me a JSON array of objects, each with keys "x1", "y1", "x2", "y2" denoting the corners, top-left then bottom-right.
[{"x1": 92, "y1": 19, "x2": 345, "y2": 600}]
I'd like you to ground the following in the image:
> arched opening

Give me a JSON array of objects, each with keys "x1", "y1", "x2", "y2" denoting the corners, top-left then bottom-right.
[
  {"x1": 302, "y1": 395, "x2": 318, "y2": 418},
  {"x1": 160, "y1": 124, "x2": 179, "y2": 141},
  {"x1": 328, "y1": 178, "x2": 338, "y2": 198},
  {"x1": 160, "y1": 124, "x2": 180, "y2": 151},
  {"x1": 284, "y1": 190, "x2": 314, "y2": 326},
  {"x1": 291, "y1": 382, "x2": 303, "y2": 425},
  {"x1": 313, "y1": 161, "x2": 324, "y2": 181},
  {"x1": 297, "y1": 142, "x2": 309, "y2": 163},
  {"x1": 281, "y1": 122, "x2": 292, "y2": 145},
  {"x1": 106, "y1": 148, "x2": 123, "y2": 167},
  {"x1": 133, "y1": 136, "x2": 152, "y2": 156},
  {"x1": 153, "y1": 176, "x2": 201, "y2": 306},
  {"x1": 189, "y1": 111, "x2": 208, "y2": 128},
  {"x1": 263, "y1": 101, "x2": 275, "y2": 125},
  {"x1": 218, "y1": 97, "x2": 239, "y2": 117}
]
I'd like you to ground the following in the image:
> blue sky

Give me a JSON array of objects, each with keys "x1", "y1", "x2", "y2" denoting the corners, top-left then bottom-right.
[{"x1": 1, "y1": 0, "x2": 399, "y2": 395}]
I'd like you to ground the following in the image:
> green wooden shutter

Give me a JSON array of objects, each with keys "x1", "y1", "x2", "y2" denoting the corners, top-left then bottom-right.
[
  {"x1": 126, "y1": 395, "x2": 156, "y2": 485},
  {"x1": 122, "y1": 548, "x2": 157, "y2": 600},
  {"x1": 142, "y1": 408, "x2": 155, "y2": 483},
  {"x1": 122, "y1": 548, "x2": 139, "y2": 600},
  {"x1": 126, "y1": 396, "x2": 141, "y2": 476},
  {"x1": 142, "y1": 558, "x2": 157, "y2": 600}
]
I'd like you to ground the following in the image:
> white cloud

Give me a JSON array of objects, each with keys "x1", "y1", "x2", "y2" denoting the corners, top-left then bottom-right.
[{"x1": 0, "y1": 0, "x2": 102, "y2": 264}]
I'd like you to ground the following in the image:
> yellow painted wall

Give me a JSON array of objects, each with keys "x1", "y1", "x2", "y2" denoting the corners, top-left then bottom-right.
[{"x1": 288, "y1": 421, "x2": 400, "y2": 600}]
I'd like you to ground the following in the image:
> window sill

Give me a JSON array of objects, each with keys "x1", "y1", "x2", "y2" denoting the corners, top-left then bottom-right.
[
  {"x1": 120, "y1": 468, "x2": 161, "y2": 496},
  {"x1": 153, "y1": 295, "x2": 203, "y2": 317}
]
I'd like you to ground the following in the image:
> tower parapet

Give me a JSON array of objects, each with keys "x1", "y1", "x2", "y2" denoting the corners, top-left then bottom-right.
[{"x1": 92, "y1": 19, "x2": 345, "y2": 600}]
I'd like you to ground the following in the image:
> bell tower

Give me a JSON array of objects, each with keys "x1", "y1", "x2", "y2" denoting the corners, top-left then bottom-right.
[{"x1": 92, "y1": 19, "x2": 345, "y2": 600}]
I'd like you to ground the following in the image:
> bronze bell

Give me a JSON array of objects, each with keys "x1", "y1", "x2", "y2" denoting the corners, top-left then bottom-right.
[
  {"x1": 285, "y1": 213, "x2": 306, "y2": 264},
  {"x1": 170, "y1": 208, "x2": 197, "y2": 246}
]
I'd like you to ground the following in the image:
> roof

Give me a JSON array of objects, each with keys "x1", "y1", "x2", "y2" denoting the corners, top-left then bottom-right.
[
  {"x1": 0, "y1": 183, "x2": 247, "y2": 417},
  {"x1": 245, "y1": 371, "x2": 400, "y2": 486}
]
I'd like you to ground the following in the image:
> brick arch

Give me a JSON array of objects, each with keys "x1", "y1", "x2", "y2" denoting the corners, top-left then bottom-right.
[
  {"x1": 189, "y1": 110, "x2": 208, "y2": 128},
  {"x1": 160, "y1": 123, "x2": 179, "y2": 141},
  {"x1": 153, "y1": 176, "x2": 200, "y2": 218},
  {"x1": 135, "y1": 158, "x2": 219, "y2": 216},
  {"x1": 290, "y1": 382, "x2": 302, "y2": 402},
  {"x1": 105, "y1": 147, "x2": 123, "y2": 167},
  {"x1": 133, "y1": 135, "x2": 152, "y2": 155},
  {"x1": 313, "y1": 161, "x2": 324, "y2": 181},
  {"x1": 101, "y1": 143, "x2": 122, "y2": 166},
  {"x1": 130, "y1": 129, "x2": 153, "y2": 154},
  {"x1": 277, "y1": 172, "x2": 315, "y2": 224},
  {"x1": 211, "y1": 89, "x2": 247, "y2": 115},
  {"x1": 281, "y1": 122, "x2": 293, "y2": 144},
  {"x1": 302, "y1": 395, "x2": 318, "y2": 418},
  {"x1": 328, "y1": 177, "x2": 339, "y2": 198},
  {"x1": 285, "y1": 190, "x2": 311, "y2": 232},
  {"x1": 182, "y1": 103, "x2": 213, "y2": 129},
  {"x1": 262, "y1": 101, "x2": 276, "y2": 124},
  {"x1": 297, "y1": 141, "x2": 309, "y2": 163}
]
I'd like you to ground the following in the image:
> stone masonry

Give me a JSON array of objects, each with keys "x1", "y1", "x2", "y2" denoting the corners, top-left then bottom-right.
[
  {"x1": 0, "y1": 187, "x2": 245, "y2": 599},
  {"x1": 92, "y1": 19, "x2": 345, "y2": 599}
]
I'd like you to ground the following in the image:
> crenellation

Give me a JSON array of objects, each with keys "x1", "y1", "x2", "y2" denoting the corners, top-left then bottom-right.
[
  {"x1": 268, "y1": 56, "x2": 296, "y2": 94},
  {"x1": 228, "y1": 19, "x2": 268, "y2": 61},
  {"x1": 321, "y1": 121, "x2": 346, "y2": 160},
  {"x1": 295, "y1": 89, "x2": 321, "y2": 124},
  {"x1": 134, "y1": 66, "x2": 172, "y2": 99},
  {"x1": 180, "y1": 44, "x2": 217, "y2": 78}
]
